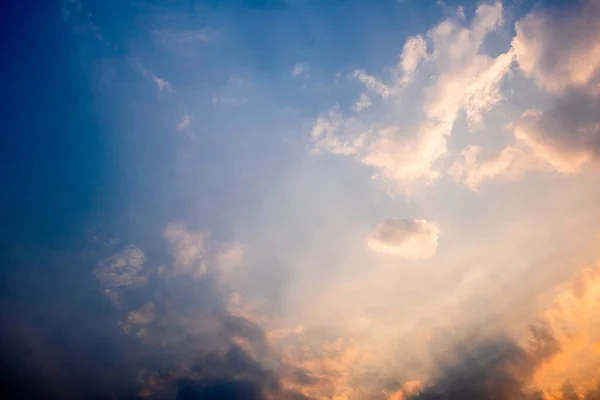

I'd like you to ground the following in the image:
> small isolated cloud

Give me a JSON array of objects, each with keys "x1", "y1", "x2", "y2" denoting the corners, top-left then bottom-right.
[
  {"x1": 176, "y1": 112, "x2": 191, "y2": 131},
  {"x1": 151, "y1": 74, "x2": 171, "y2": 94},
  {"x1": 133, "y1": 61, "x2": 172, "y2": 94},
  {"x1": 94, "y1": 245, "x2": 147, "y2": 288},
  {"x1": 367, "y1": 218, "x2": 439, "y2": 260},
  {"x1": 291, "y1": 63, "x2": 309, "y2": 78},
  {"x1": 353, "y1": 92, "x2": 372, "y2": 112}
]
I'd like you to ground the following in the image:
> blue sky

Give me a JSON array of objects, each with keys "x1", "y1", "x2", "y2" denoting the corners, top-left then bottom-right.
[{"x1": 2, "y1": 0, "x2": 600, "y2": 399}]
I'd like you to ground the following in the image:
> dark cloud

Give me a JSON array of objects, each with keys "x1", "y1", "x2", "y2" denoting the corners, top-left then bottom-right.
[
  {"x1": 407, "y1": 326, "x2": 560, "y2": 400},
  {"x1": 515, "y1": 87, "x2": 600, "y2": 173},
  {"x1": 512, "y1": 0, "x2": 600, "y2": 173},
  {"x1": 513, "y1": 0, "x2": 600, "y2": 94}
]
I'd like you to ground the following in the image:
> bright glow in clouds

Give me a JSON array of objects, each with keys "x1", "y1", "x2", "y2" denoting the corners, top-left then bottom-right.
[{"x1": 312, "y1": 1, "x2": 516, "y2": 191}]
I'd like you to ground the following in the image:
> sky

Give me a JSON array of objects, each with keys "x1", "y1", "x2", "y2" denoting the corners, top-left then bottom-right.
[{"x1": 1, "y1": 0, "x2": 600, "y2": 399}]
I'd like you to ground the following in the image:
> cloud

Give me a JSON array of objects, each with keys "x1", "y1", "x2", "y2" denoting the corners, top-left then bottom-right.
[
  {"x1": 449, "y1": 145, "x2": 547, "y2": 190},
  {"x1": 94, "y1": 245, "x2": 148, "y2": 288},
  {"x1": 134, "y1": 61, "x2": 173, "y2": 94},
  {"x1": 351, "y1": 69, "x2": 393, "y2": 98},
  {"x1": 291, "y1": 63, "x2": 309, "y2": 78},
  {"x1": 499, "y1": 0, "x2": 600, "y2": 176},
  {"x1": 177, "y1": 113, "x2": 192, "y2": 131},
  {"x1": 513, "y1": 89, "x2": 600, "y2": 174},
  {"x1": 162, "y1": 224, "x2": 245, "y2": 280},
  {"x1": 152, "y1": 74, "x2": 172, "y2": 94},
  {"x1": 367, "y1": 218, "x2": 439, "y2": 260},
  {"x1": 90, "y1": 225, "x2": 311, "y2": 399},
  {"x1": 353, "y1": 92, "x2": 372, "y2": 112},
  {"x1": 448, "y1": 0, "x2": 600, "y2": 189},
  {"x1": 406, "y1": 326, "x2": 560, "y2": 400},
  {"x1": 164, "y1": 223, "x2": 210, "y2": 279},
  {"x1": 312, "y1": 1, "x2": 515, "y2": 191},
  {"x1": 400, "y1": 35, "x2": 428, "y2": 83},
  {"x1": 512, "y1": 0, "x2": 600, "y2": 94}
]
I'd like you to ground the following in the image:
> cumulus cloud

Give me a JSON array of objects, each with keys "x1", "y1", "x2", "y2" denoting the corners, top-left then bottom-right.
[
  {"x1": 447, "y1": 0, "x2": 600, "y2": 189},
  {"x1": 312, "y1": 1, "x2": 515, "y2": 191},
  {"x1": 513, "y1": 0, "x2": 600, "y2": 94},
  {"x1": 367, "y1": 218, "x2": 440, "y2": 260},
  {"x1": 507, "y1": 0, "x2": 600, "y2": 174},
  {"x1": 513, "y1": 90, "x2": 600, "y2": 174}
]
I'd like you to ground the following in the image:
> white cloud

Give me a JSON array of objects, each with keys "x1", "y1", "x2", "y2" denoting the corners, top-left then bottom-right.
[
  {"x1": 449, "y1": 144, "x2": 546, "y2": 190},
  {"x1": 152, "y1": 74, "x2": 172, "y2": 94},
  {"x1": 351, "y1": 70, "x2": 392, "y2": 98},
  {"x1": 291, "y1": 63, "x2": 308, "y2": 78},
  {"x1": 95, "y1": 245, "x2": 147, "y2": 288},
  {"x1": 353, "y1": 93, "x2": 372, "y2": 112},
  {"x1": 367, "y1": 218, "x2": 439, "y2": 260},
  {"x1": 312, "y1": 2, "x2": 514, "y2": 192},
  {"x1": 399, "y1": 35, "x2": 427, "y2": 83}
]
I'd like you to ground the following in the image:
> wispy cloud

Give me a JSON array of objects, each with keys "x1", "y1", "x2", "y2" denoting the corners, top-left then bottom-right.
[
  {"x1": 176, "y1": 112, "x2": 192, "y2": 131},
  {"x1": 291, "y1": 63, "x2": 309, "y2": 78}
]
